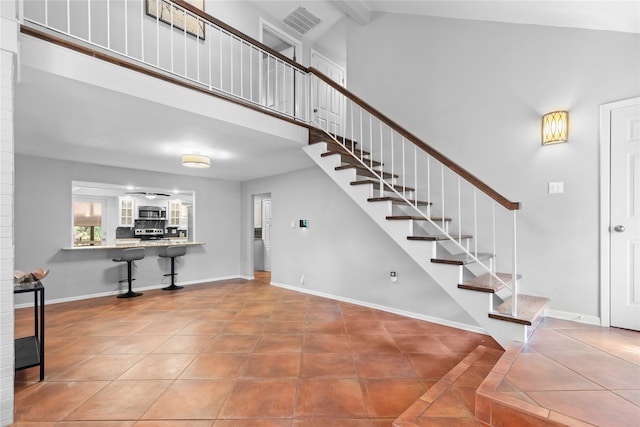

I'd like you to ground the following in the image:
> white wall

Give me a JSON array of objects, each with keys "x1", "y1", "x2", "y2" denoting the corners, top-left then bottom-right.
[
  {"x1": 241, "y1": 166, "x2": 477, "y2": 329},
  {"x1": 0, "y1": 0, "x2": 17, "y2": 423},
  {"x1": 344, "y1": 14, "x2": 640, "y2": 320},
  {"x1": 14, "y1": 155, "x2": 242, "y2": 305}
]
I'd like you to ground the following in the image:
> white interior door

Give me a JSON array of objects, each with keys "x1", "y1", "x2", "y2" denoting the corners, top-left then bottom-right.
[
  {"x1": 610, "y1": 102, "x2": 640, "y2": 330},
  {"x1": 262, "y1": 198, "x2": 272, "y2": 272},
  {"x1": 311, "y1": 49, "x2": 345, "y2": 136}
]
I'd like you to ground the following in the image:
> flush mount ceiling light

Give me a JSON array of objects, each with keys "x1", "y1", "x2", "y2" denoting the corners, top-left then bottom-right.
[
  {"x1": 542, "y1": 111, "x2": 569, "y2": 145},
  {"x1": 182, "y1": 154, "x2": 210, "y2": 168}
]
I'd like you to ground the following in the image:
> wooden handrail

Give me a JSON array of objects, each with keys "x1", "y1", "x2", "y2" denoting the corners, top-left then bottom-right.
[
  {"x1": 308, "y1": 68, "x2": 520, "y2": 211},
  {"x1": 21, "y1": 0, "x2": 519, "y2": 211},
  {"x1": 172, "y1": 0, "x2": 308, "y2": 73}
]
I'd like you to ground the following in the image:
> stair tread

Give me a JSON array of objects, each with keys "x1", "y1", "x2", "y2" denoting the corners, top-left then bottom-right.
[
  {"x1": 458, "y1": 273, "x2": 517, "y2": 293},
  {"x1": 309, "y1": 129, "x2": 359, "y2": 147},
  {"x1": 368, "y1": 197, "x2": 431, "y2": 206},
  {"x1": 335, "y1": 164, "x2": 398, "y2": 179},
  {"x1": 339, "y1": 156, "x2": 383, "y2": 167},
  {"x1": 408, "y1": 234, "x2": 472, "y2": 241},
  {"x1": 489, "y1": 294, "x2": 550, "y2": 326},
  {"x1": 322, "y1": 147, "x2": 371, "y2": 158},
  {"x1": 387, "y1": 215, "x2": 452, "y2": 222},
  {"x1": 350, "y1": 180, "x2": 416, "y2": 193},
  {"x1": 431, "y1": 252, "x2": 493, "y2": 265},
  {"x1": 327, "y1": 134, "x2": 359, "y2": 148}
]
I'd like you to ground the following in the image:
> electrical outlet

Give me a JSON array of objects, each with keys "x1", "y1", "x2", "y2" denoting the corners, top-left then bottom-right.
[
  {"x1": 300, "y1": 275, "x2": 305, "y2": 285},
  {"x1": 390, "y1": 271, "x2": 397, "y2": 283}
]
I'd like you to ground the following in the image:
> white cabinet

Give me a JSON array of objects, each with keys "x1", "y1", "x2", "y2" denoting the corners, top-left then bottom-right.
[
  {"x1": 118, "y1": 197, "x2": 135, "y2": 226},
  {"x1": 167, "y1": 199, "x2": 189, "y2": 228},
  {"x1": 167, "y1": 200, "x2": 182, "y2": 227}
]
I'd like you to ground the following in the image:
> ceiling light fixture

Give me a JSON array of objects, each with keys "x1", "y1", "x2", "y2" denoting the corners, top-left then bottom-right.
[
  {"x1": 542, "y1": 111, "x2": 569, "y2": 145},
  {"x1": 182, "y1": 154, "x2": 210, "y2": 168}
]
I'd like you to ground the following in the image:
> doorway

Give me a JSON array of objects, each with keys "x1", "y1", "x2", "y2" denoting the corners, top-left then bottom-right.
[
  {"x1": 260, "y1": 21, "x2": 300, "y2": 61},
  {"x1": 259, "y1": 20, "x2": 302, "y2": 116},
  {"x1": 600, "y1": 97, "x2": 640, "y2": 330},
  {"x1": 253, "y1": 193, "x2": 272, "y2": 275}
]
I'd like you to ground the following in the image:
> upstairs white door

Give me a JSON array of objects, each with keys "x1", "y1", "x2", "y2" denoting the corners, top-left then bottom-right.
[
  {"x1": 262, "y1": 198, "x2": 272, "y2": 272},
  {"x1": 610, "y1": 101, "x2": 640, "y2": 330},
  {"x1": 311, "y1": 49, "x2": 345, "y2": 136}
]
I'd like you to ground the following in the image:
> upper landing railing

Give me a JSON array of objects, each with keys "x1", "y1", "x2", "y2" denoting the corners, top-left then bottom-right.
[
  {"x1": 21, "y1": 0, "x2": 523, "y2": 316},
  {"x1": 22, "y1": 0, "x2": 311, "y2": 122}
]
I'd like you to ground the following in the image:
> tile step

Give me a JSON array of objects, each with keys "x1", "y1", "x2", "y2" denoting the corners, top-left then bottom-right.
[{"x1": 393, "y1": 344, "x2": 504, "y2": 427}]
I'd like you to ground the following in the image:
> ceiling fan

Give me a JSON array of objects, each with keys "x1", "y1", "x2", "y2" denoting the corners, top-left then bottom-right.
[{"x1": 125, "y1": 191, "x2": 171, "y2": 200}]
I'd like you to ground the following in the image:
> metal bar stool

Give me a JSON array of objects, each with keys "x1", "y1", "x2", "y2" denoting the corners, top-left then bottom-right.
[
  {"x1": 112, "y1": 247, "x2": 145, "y2": 298},
  {"x1": 160, "y1": 246, "x2": 186, "y2": 291}
]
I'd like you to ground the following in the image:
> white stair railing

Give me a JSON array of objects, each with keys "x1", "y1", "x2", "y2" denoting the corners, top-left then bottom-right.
[
  {"x1": 309, "y1": 70, "x2": 521, "y2": 316},
  {"x1": 22, "y1": 0, "x2": 310, "y2": 122},
  {"x1": 21, "y1": 0, "x2": 522, "y2": 317}
]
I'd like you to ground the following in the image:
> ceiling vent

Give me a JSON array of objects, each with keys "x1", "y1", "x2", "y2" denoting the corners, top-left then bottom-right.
[{"x1": 283, "y1": 6, "x2": 321, "y2": 34}]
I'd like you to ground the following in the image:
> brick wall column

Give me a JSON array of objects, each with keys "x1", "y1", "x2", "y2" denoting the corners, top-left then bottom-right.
[{"x1": 0, "y1": 0, "x2": 18, "y2": 425}]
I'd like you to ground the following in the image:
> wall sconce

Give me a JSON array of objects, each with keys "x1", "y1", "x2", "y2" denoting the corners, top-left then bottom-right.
[
  {"x1": 542, "y1": 111, "x2": 569, "y2": 145},
  {"x1": 182, "y1": 154, "x2": 210, "y2": 168}
]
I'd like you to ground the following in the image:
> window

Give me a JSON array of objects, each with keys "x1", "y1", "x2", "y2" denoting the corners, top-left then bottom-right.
[{"x1": 73, "y1": 200, "x2": 103, "y2": 246}]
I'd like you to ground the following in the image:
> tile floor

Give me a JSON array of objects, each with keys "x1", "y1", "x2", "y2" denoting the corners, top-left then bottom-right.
[
  {"x1": 475, "y1": 318, "x2": 640, "y2": 427},
  {"x1": 396, "y1": 318, "x2": 640, "y2": 426},
  {"x1": 12, "y1": 272, "x2": 502, "y2": 426}
]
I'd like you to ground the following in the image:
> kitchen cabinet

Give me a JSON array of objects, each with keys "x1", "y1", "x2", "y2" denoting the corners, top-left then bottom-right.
[
  {"x1": 167, "y1": 200, "x2": 180, "y2": 226},
  {"x1": 167, "y1": 200, "x2": 188, "y2": 227},
  {"x1": 118, "y1": 197, "x2": 136, "y2": 226}
]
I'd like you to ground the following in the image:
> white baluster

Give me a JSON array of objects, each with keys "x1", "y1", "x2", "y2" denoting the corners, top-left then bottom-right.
[
  {"x1": 88, "y1": 0, "x2": 91, "y2": 42},
  {"x1": 512, "y1": 211, "x2": 518, "y2": 316},
  {"x1": 124, "y1": 0, "x2": 128, "y2": 56},
  {"x1": 473, "y1": 190, "x2": 478, "y2": 257},
  {"x1": 441, "y1": 165, "x2": 445, "y2": 231},
  {"x1": 457, "y1": 177, "x2": 461, "y2": 246},
  {"x1": 379, "y1": 121, "x2": 384, "y2": 197}
]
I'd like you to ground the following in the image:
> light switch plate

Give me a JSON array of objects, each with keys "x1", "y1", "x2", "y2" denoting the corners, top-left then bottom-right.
[{"x1": 549, "y1": 181, "x2": 564, "y2": 194}]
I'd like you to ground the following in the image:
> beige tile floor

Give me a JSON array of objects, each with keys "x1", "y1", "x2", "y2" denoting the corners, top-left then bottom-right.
[{"x1": 12, "y1": 272, "x2": 501, "y2": 426}]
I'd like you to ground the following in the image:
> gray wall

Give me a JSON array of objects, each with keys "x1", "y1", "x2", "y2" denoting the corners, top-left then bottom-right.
[
  {"x1": 241, "y1": 166, "x2": 477, "y2": 329},
  {"x1": 15, "y1": 155, "x2": 241, "y2": 304},
  {"x1": 343, "y1": 14, "x2": 640, "y2": 320}
]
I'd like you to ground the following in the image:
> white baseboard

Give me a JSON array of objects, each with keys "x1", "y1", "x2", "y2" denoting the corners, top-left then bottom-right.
[
  {"x1": 544, "y1": 309, "x2": 601, "y2": 326},
  {"x1": 270, "y1": 281, "x2": 486, "y2": 335},
  {"x1": 14, "y1": 275, "x2": 247, "y2": 309}
]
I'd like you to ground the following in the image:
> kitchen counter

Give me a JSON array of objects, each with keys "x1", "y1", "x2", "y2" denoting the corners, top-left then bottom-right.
[{"x1": 63, "y1": 240, "x2": 204, "y2": 250}]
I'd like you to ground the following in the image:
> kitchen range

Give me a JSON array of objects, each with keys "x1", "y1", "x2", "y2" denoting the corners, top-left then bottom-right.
[
  {"x1": 134, "y1": 207, "x2": 168, "y2": 240},
  {"x1": 118, "y1": 207, "x2": 187, "y2": 242}
]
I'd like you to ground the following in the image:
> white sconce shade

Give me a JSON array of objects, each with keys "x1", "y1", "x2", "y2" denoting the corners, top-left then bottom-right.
[
  {"x1": 182, "y1": 154, "x2": 210, "y2": 168},
  {"x1": 542, "y1": 111, "x2": 569, "y2": 145}
]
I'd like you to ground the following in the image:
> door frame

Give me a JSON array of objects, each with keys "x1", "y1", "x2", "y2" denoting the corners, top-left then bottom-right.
[
  {"x1": 251, "y1": 192, "x2": 272, "y2": 276},
  {"x1": 599, "y1": 96, "x2": 640, "y2": 327},
  {"x1": 259, "y1": 18, "x2": 302, "y2": 61}
]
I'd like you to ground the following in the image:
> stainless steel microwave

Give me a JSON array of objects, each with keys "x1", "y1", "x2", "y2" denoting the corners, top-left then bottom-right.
[{"x1": 138, "y1": 206, "x2": 166, "y2": 219}]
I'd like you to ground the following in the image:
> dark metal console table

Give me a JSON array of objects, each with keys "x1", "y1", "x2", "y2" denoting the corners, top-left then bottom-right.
[{"x1": 14, "y1": 280, "x2": 44, "y2": 381}]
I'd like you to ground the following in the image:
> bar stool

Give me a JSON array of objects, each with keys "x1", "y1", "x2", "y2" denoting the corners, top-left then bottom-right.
[
  {"x1": 160, "y1": 245, "x2": 186, "y2": 291},
  {"x1": 112, "y1": 247, "x2": 145, "y2": 298}
]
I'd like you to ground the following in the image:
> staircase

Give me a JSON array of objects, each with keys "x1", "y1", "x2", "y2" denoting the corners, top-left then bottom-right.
[{"x1": 304, "y1": 130, "x2": 549, "y2": 348}]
